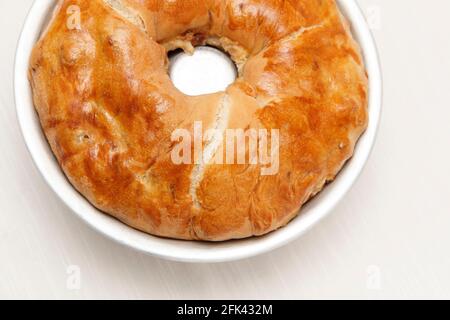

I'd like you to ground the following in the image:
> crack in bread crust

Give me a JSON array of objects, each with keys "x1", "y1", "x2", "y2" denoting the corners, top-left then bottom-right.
[
  {"x1": 189, "y1": 94, "x2": 231, "y2": 209},
  {"x1": 103, "y1": 0, "x2": 147, "y2": 32}
]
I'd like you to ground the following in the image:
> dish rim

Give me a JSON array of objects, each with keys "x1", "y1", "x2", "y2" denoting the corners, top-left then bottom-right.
[{"x1": 14, "y1": 0, "x2": 382, "y2": 263}]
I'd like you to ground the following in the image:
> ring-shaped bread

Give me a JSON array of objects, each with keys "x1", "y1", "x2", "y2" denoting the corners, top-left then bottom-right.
[{"x1": 29, "y1": 0, "x2": 368, "y2": 241}]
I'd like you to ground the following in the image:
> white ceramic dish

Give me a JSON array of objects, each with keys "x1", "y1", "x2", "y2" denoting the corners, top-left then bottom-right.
[{"x1": 14, "y1": 0, "x2": 382, "y2": 263}]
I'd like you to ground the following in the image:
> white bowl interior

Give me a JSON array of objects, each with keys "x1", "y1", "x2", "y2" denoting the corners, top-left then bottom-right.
[{"x1": 15, "y1": 0, "x2": 382, "y2": 263}]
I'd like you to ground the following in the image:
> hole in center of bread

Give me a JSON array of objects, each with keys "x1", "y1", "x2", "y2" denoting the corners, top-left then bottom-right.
[{"x1": 169, "y1": 46, "x2": 237, "y2": 96}]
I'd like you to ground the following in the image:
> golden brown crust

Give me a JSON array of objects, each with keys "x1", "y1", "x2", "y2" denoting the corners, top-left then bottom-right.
[{"x1": 29, "y1": 0, "x2": 368, "y2": 241}]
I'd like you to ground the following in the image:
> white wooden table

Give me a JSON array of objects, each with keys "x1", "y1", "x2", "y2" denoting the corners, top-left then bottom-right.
[{"x1": 1, "y1": 0, "x2": 449, "y2": 299}]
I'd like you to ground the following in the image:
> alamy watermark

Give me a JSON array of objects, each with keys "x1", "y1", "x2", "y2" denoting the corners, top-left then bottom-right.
[
  {"x1": 66, "y1": 5, "x2": 81, "y2": 30},
  {"x1": 171, "y1": 121, "x2": 280, "y2": 176},
  {"x1": 366, "y1": 265, "x2": 382, "y2": 290},
  {"x1": 66, "y1": 265, "x2": 81, "y2": 290}
]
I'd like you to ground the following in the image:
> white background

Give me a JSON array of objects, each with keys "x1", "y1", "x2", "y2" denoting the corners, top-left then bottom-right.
[{"x1": 1, "y1": 0, "x2": 449, "y2": 299}]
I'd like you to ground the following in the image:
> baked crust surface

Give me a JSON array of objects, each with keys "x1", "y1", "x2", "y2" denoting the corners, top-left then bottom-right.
[{"x1": 29, "y1": 0, "x2": 368, "y2": 241}]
